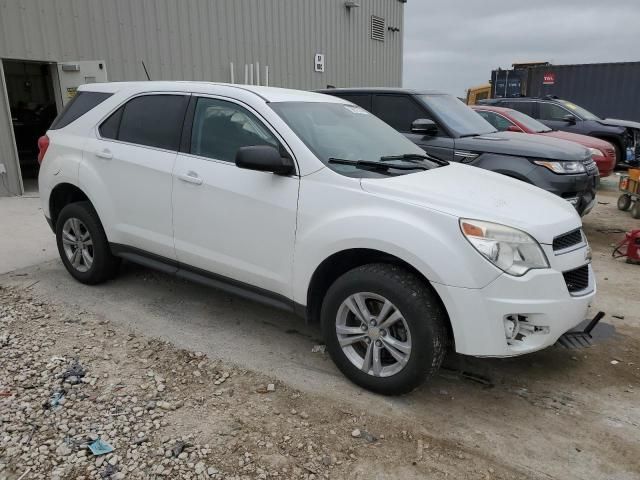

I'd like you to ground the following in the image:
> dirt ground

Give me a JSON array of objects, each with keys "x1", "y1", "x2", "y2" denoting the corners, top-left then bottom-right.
[{"x1": 1, "y1": 176, "x2": 639, "y2": 480}]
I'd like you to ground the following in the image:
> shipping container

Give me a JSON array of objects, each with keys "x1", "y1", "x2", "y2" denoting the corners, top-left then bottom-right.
[{"x1": 490, "y1": 61, "x2": 640, "y2": 122}]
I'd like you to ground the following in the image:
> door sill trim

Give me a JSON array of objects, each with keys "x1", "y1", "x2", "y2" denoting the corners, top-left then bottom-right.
[{"x1": 110, "y1": 243, "x2": 299, "y2": 315}]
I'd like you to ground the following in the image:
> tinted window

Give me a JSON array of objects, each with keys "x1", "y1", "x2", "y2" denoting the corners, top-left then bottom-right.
[
  {"x1": 333, "y1": 94, "x2": 372, "y2": 111},
  {"x1": 539, "y1": 102, "x2": 571, "y2": 121},
  {"x1": 373, "y1": 95, "x2": 427, "y2": 132},
  {"x1": 190, "y1": 97, "x2": 278, "y2": 162},
  {"x1": 118, "y1": 95, "x2": 188, "y2": 150},
  {"x1": 476, "y1": 111, "x2": 514, "y2": 132},
  {"x1": 49, "y1": 91, "x2": 112, "y2": 130},
  {"x1": 99, "y1": 107, "x2": 123, "y2": 139},
  {"x1": 502, "y1": 101, "x2": 534, "y2": 117}
]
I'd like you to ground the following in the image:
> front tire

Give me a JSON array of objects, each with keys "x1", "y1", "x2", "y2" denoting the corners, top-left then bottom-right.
[
  {"x1": 55, "y1": 201, "x2": 120, "y2": 285},
  {"x1": 321, "y1": 263, "x2": 448, "y2": 395}
]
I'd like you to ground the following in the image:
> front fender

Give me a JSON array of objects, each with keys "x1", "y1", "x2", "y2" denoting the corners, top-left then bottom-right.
[{"x1": 292, "y1": 171, "x2": 501, "y2": 305}]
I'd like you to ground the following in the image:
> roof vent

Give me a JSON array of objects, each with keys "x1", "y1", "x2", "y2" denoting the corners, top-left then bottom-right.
[{"x1": 371, "y1": 16, "x2": 385, "y2": 42}]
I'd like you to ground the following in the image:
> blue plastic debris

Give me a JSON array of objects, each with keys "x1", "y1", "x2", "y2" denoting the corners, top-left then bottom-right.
[
  {"x1": 49, "y1": 392, "x2": 64, "y2": 409},
  {"x1": 89, "y1": 439, "x2": 114, "y2": 456}
]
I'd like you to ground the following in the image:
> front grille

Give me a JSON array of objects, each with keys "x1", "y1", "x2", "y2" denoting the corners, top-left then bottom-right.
[
  {"x1": 563, "y1": 265, "x2": 589, "y2": 293},
  {"x1": 583, "y1": 158, "x2": 598, "y2": 175},
  {"x1": 553, "y1": 229, "x2": 583, "y2": 251}
]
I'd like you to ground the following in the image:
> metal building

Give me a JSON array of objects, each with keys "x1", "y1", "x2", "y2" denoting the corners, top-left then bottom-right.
[{"x1": 0, "y1": 0, "x2": 406, "y2": 196}]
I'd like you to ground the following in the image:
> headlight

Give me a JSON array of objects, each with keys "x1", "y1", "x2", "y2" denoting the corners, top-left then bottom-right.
[
  {"x1": 534, "y1": 160, "x2": 586, "y2": 174},
  {"x1": 588, "y1": 148, "x2": 604, "y2": 158},
  {"x1": 460, "y1": 219, "x2": 549, "y2": 276}
]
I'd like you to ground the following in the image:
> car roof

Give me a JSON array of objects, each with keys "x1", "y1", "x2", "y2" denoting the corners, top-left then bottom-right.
[
  {"x1": 79, "y1": 81, "x2": 345, "y2": 104},
  {"x1": 316, "y1": 87, "x2": 447, "y2": 96}
]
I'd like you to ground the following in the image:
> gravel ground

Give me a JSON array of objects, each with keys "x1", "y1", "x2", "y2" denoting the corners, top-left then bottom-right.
[{"x1": 0, "y1": 287, "x2": 525, "y2": 480}]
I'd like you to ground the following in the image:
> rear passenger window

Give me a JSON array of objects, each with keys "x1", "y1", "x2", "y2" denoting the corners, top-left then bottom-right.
[
  {"x1": 190, "y1": 97, "x2": 278, "y2": 163},
  {"x1": 49, "y1": 91, "x2": 112, "y2": 130},
  {"x1": 99, "y1": 107, "x2": 123, "y2": 139},
  {"x1": 109, "y1": 95, "x2": 189, "y2": 151},
  {"x1": 373, "y1": 95, "x2": 427, "y2": 132}
]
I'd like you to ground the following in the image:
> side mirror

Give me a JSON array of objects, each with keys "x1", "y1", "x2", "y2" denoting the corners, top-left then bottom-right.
[
  {"x1": 411, "y1": 118, "x2": 438, "y2": 135},
  {"x1": 235, "y1": 145, "x2": 295, "y2": 175},
  {"x1": 563, "y1": 114, "x2": 577, "y2": 125},
  {"x1": 506, "y1": 125, "x2": 522, "y2": 132}
]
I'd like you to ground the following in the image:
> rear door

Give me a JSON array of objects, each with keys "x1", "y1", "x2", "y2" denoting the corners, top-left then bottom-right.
[
  {"x1": 81, "y1": 93, "x2": 189, "y2": 259},
  {"x1": 372, "y1": 94, "x2": 454, "y2": 161},
  {"x1": 171, "y1": 95, "x2": 299, "y2": 298}
]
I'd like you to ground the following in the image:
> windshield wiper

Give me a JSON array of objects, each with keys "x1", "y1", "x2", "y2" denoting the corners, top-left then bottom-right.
[
  {"x1": 380, "y1": 153, "x2": 449, "y2": 166},
  {"x1": 328, "y1": 158, "x2": 428, "y2": 171}
]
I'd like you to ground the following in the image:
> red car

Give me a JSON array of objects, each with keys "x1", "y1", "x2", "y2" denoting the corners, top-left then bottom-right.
[{"x1": 472, "y1": 105, "x2": 616, "y2": 177}]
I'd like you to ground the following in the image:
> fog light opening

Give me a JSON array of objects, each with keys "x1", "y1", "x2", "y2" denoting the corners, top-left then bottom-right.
[{"x1": 504, "y1": 315, "x2": 520, "y2": 344}]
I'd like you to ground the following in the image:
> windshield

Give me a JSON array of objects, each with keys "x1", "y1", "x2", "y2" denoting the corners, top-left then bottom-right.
[
  {"x1": 418, "y1": 94, "x2": 496, "y2": 137},
  {"x1": 507, "y1": 109, "x2": 551, "y2": 133},
  {"x1": 558, "y1": 100, "x2": 600, "y2": 120},
  {"x1": 270, "y1": 102, "x2": 438, "y2": 176}
]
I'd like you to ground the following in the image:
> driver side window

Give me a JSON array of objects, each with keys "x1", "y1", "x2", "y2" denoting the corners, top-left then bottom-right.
[
  {"x1": 190, "y1": 97, "x2": 278, "y2": 163},
  {"x1": 539, "y1": 103, "x2": 570, "y2": 121}
]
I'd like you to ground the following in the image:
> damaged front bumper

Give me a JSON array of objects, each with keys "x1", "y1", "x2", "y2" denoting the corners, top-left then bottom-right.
[{"x1": 432, "y1": 244, "x2": 596, "y2": 357}]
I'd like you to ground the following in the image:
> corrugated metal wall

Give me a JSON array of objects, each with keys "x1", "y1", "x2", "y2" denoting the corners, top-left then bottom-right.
[
  {"x1": 526, "y1": 62, "x2": 640, "y2": 122},
  {"x1": 0, "y1": 0, "x2": 405, "y2": 195}
]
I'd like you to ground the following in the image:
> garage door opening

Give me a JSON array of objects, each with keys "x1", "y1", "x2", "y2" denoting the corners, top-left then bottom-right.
[{"x1": 2, "y1": 59, "x2": 59, "y2": 193}]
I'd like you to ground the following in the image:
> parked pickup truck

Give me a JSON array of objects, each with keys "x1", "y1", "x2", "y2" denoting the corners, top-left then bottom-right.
[
  {"x1": 318, "y1": 88, "x2": 599, "y2": 216},
  {"x1": 39, "y1": 82, "x2": 595, "y2": 394}
]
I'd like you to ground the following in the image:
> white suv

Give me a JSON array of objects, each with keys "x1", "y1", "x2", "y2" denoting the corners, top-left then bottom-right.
[{"x1": 38, "y1": 82, "x2": 595, "y2": 394}]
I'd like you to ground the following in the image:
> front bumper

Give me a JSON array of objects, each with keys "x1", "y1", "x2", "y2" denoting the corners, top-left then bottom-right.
[
  {"x1": 528, "y1": 165, "x2": 598, "y2": 217},
  {"x1": 432, "y1": 244, "x2": 595, "y2": 357}
]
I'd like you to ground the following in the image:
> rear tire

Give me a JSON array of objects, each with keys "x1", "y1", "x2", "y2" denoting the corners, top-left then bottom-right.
[
  {"x1": 55, "y1": 201, "x2": 120, "y2": 285},
  {"x1": 321, "y1": 263, "x2": 448, "y2": 395},
  {"x1": 618, "y1": 194, "x2": 632, "y2": 211},
  {"x1": 631, "y1": 201, "x2": 640, "y2": 219}
]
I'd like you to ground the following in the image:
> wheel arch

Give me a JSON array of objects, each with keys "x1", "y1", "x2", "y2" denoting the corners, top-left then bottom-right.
[
  {"x1": 304, "y1": 248, "x2": 454, "y2": 347},
  {"x1": 49, "y1": 182, "x2": 93, "y2": 228}
]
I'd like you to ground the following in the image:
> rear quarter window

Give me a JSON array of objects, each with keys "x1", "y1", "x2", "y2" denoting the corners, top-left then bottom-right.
[{"x1": 49, "y1": 91, "x2": 112, "y2": 130}]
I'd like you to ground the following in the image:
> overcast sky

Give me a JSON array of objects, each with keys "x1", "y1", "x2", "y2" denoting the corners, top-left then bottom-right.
[{"x1": 403, "y1": 0, "x2": 640, "y2": 97}]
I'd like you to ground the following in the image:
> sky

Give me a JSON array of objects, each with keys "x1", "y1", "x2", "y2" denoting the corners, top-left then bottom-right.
[{"x1": 402, "y1": 0, "x2": 640, "y2": 97}]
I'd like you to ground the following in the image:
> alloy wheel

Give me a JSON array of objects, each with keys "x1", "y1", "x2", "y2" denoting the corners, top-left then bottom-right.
[
  {"x1": 61, "y1": 218, "x2": 94, "y2": 273},
  {"x1": 336, "y1": 292, "x2": 412, "y2": 377}
]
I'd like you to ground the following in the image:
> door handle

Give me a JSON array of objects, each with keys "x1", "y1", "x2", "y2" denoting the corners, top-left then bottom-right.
[
  {"x1": 95, "y1": 149, "x2": 113, "y2": 160},
  {"x1": 178, "y1": 171, "x2": 203, "y2": 185}
]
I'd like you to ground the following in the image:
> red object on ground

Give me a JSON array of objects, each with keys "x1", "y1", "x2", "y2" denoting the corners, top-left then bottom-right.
[
  {"x1": 612, "y1": 230, "x2": 640, "y2": 264},
  {"x1": 472, "y1": 105, "x2": 617, "y2": 177}
]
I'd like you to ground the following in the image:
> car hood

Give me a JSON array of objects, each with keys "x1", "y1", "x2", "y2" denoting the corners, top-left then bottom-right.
[
  {"x1": 360, "y1": 162, "x2": 580, "y2": 245},
  {"x1": 455, "y1": 131, "x2": 591, "y2": 161},
  {"x1": 540, "y1": 130, "x2": 614, "y2": 150},
  {"x1": 598, "y1": 118, "x2": 640, "y2": 130}
]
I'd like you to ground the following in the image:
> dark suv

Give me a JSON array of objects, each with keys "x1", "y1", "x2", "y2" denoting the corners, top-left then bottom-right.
[
  {"x1": 480, "y1": 96, "x2": 640, "y2": 167},
  {"x1": 318, "y1": 88, "x2": 599, "y2": 216}
]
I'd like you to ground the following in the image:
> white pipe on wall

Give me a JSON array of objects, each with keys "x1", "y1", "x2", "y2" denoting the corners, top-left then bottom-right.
[
  {"x1": 244, "y1": 64, "x2": 248, "y2": 84},
  {"x1": 265, "y1": 66, "x2": 269, "y2": 86},
  {"x1": 230, "y1": 62, "x2": 234, "y2": 84},
  {"x1": 249, "y1": 63, "x2": 254, "y2": 85},
  {"x1": 255, "y1": 62, "x2": 260, "y2": 86}
]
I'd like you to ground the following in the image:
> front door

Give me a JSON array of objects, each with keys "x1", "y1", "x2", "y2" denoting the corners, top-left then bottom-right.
[
  {"x1": 372, "y1": 94, "x2": 455, "y2": 161},
  {"x1": 172, "y1": 96, "x2": 299, "y2": 298}
]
